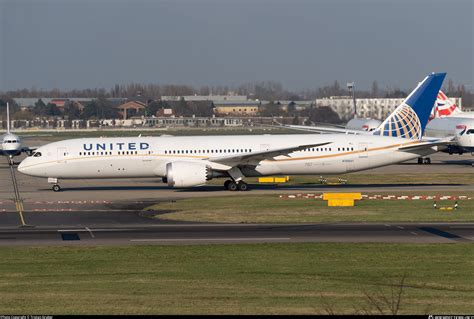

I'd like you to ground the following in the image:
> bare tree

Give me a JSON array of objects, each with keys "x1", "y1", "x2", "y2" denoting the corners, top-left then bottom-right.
[{"x1": 356, "y1": 274, "x2": 408, "y2": 315}]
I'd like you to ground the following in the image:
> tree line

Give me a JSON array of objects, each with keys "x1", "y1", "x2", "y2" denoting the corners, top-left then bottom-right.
[
  {"x1": 0, "y1": 96, "x2": 343, "y2": 126},
  {"x1": 2, "y1": 79, "x2": 472, "y2": 104},
  {"x1": 0, "y1": 79, "x2": 472, "y2": 125}
]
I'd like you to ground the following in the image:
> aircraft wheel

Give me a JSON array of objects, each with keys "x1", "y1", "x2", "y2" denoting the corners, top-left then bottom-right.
[
  {"x1": 52, "y1": 184, "x2": 61, "y2": 192},
  {"x1": 417, "y1": 158, "x2": 423, "y2": 164},
  {"x1": 227, "y1": 181, "x2": 238, "y2": 191},
  {"x1": 237, "y1": 181, "x2": 249, "y2": 191},
  {"x1": 224, "y1": 180, "x2": 232, "y2": 190},
  {"x1": 424, "y1": 158, "x2": 431, "y2": 164}
]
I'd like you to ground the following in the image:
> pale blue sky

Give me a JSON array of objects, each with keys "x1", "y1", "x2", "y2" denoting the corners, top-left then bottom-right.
[{"x1": 0, "y1": 0, "x2": 472, "y2": 91}]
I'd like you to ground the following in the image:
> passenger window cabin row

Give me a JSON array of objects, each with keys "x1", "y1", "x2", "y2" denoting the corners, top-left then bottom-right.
[
  {"x1": 79, "y1": 151, "x2": 139, "y2": 156},
  {"x1": 76, "y1": 146, "x2": 356, "y2": 157},
  {"x1": 164, "y1": 149, "x2": 252, "y2": 155},
  {"x1": 300, "y1": 147, "x2": 354, "y2": 152}
]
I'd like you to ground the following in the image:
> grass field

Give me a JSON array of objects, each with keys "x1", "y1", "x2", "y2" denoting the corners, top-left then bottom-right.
[
  {"x1": 0, "y1": 243, "x2": 472, "y2": 315},
  {"x1": 206, "y1": 172, "x2": 474, "y2": 187},
  {"x1": 146, "y1": 192, "x2": 474, "y2": 223}
]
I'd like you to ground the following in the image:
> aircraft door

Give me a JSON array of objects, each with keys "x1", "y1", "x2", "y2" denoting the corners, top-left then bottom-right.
[
  {"x1": 57, "y1": 147, "x2": 68, "y2": 163},
  {"x1": 260, "y1": 144, "x2": 270, "y2": 151},
  {"x1": 358, "y1": 143, "x2": 368, "y2": 158}
]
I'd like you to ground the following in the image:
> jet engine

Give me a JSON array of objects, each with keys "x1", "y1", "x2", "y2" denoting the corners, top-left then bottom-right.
[{"x1": 166, "y1": 161, "x2": 212, "y2": 187}]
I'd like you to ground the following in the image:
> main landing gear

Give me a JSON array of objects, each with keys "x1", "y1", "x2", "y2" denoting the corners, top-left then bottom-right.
[
  {"x1": 224, "y1": 167, "x2": 249, "y2": 191},
  {"x1": 52, "y1": 184, "x2": 61, "y2": 192},
  {"x1": 224, "y1": 179, "x2": 249, "y2": 191},
  {"x1": 417, "y1": 157, "x2": 431, "y2": 164}
]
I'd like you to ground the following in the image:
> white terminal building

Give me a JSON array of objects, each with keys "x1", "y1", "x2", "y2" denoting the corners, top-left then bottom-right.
[
  {"x1": 316, "y1": 96, "x2": 463, "y2": 121},
  {"x1": 161, "y1": 95, "x2": 248, "y2": 102}
]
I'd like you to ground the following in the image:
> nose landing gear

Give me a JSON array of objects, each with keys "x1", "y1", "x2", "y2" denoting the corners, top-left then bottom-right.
[{"x1": 48, "y1": 177, "x2": 61, "y2": 192}]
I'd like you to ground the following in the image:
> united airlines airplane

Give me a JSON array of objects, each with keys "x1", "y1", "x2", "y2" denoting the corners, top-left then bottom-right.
[{"x1": 18, "y1": 73, "x2": 447, "y2": 192}]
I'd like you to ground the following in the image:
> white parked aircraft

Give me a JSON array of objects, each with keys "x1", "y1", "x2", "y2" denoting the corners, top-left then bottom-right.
[
  {"x1": 425, "y1": 91, "x2": 474, "y2": 155},
  {"x1": 18, "y1": 73, "x2": 447, "y2": 192},
  {"x1": 1, "y1": 103, "x2": 37, "y2": 162},
  {"x1": 345, "y1": 118, "x2": 381, "y2": 132}
]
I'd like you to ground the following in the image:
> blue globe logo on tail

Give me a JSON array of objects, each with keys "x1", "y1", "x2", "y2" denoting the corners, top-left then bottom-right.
[
  {"x1": 373, "y1": 72, "x2": 446, "y2": 140},
  {"x1": 375, "y1": 103, "x2": 422, "y2": 139}
]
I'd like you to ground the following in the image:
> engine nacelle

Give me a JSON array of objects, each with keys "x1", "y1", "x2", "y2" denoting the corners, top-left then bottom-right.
[{"x1": 166, "y1": 161, "x2": 211, "y2": 188}]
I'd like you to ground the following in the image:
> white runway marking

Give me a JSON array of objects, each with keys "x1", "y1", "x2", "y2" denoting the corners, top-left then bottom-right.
[
  {"x1": 130, "y1": 238, "x2": 292, "y2": 242},
  {"x1": 57, "y1": 229, "x2": 137, "y2": 232},
  {"x1": 85, "y1": 227, "x2": 95, "y2": 238},
  {"x1": 397, "y1": 226, "x2": 405, "y2": 229},
  {"x1": 30, "y1": 209, "x2": 138, "y2": 212},
  {"x1": 410, "y1": 232, "x2": 418, "y2": 236}
]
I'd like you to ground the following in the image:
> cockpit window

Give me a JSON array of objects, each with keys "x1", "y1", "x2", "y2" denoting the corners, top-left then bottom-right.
[
  {"x1": 33, "y1": 152, "x2": 42, "y2": 157},
  {"x1": 466, "y1": 129, "x2": 474, "y2": 135}
]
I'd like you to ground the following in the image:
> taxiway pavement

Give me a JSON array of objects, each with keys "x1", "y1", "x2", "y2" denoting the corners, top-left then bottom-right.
[
  {"x1": 0, "y1": 219, "x2": 472, "y2": 246},
  {"x1": 0, "y1": 152, "x2": 473, "y2": 245}
]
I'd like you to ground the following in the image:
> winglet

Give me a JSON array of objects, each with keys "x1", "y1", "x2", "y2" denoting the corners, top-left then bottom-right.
[{"x1": 373, "y1": 72, "x2": 446, "y2": 139}]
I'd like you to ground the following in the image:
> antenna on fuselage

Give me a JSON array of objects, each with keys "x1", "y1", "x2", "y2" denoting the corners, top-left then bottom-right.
[{"x1": 6, "y1": 102, "x2": 10, "y2": 134}]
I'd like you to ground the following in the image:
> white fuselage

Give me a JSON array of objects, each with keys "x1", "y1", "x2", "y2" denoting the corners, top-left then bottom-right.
[
  {"x1": 425, "y1": 117, "x2": 474, "y2": 153},
  {"x1": 345, "y1": 118, "x2": 382, "y2": 132},
  {"x1": 18, "y1": 134, "x2": 435, "y2": 180}
]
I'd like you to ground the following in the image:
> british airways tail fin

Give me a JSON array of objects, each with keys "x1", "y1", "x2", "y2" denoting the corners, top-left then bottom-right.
[
  {"x1": 373, "y1": 72, "x2": 446, "y2": 139},
  {"x1": 430, "y1": 90, "x2": 462, "y2": 119}
]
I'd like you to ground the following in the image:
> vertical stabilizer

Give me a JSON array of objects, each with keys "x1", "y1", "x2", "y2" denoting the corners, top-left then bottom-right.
[
  {"x1": 431, "y1": 90, "x2": 462, "y2": 119},
  {"x1": 373, "y1": 72, "x2": 446, "y2": 140}
]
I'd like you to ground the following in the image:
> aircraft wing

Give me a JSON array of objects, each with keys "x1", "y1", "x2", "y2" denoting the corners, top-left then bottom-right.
[
  {"x1": 275, "y1": 123, "x2": 370, "y2": 135},
  {"x1": 0, "y1": 146, "x2": 38, "y2": 157},
  {"x1": 20, "y1": 146, "x2": 38, "y2": 154},
  {"x1": 312, "y1": 121, "x2": 346, "y2": 129},
  {"x1": 19, "y1": 134, "x2": 53, "y2": 139},
  {"x1": 210, "y1": 142, "x2": 332, "y2": 167}
]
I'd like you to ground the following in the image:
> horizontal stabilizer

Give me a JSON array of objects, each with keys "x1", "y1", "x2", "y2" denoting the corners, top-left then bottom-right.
[{"x1": 398, "y1": 137, "x2": 454, "y2": 152}]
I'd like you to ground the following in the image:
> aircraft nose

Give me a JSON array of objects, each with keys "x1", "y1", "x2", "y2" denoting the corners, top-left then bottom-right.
[{"x1": 17, "y1": 158, "x2": 31, "y2": 174}]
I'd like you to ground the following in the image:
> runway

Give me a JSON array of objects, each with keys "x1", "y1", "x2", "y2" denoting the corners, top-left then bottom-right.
[{"x1": 0, "y1": 216, "x2": 472, "y2": 246}]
